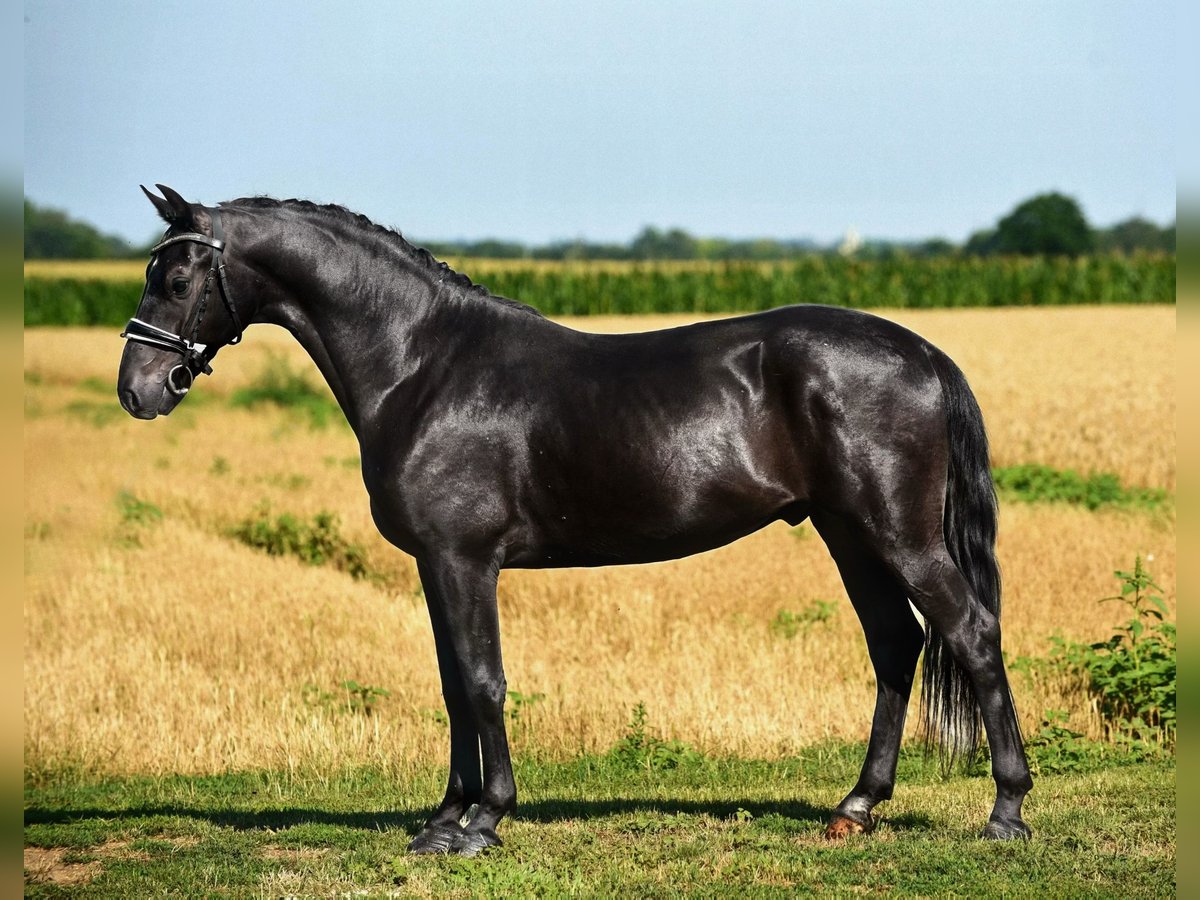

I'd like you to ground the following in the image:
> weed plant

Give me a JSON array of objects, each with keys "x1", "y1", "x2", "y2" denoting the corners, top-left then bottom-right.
[
  {"x1": 1013, "y1": 556, "x2": 1175, "y2": 770},
  {"x1": 608, "y1": 703, "x2": 705, "y2": 771},
  {"x1": 1051, "y1": 556, "x2": 1175, "y2": 748}
]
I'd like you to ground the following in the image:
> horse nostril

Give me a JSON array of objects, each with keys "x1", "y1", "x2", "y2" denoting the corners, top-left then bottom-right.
[{"x1": 122, "y1": 387, "x2": 140, "y2": 412}]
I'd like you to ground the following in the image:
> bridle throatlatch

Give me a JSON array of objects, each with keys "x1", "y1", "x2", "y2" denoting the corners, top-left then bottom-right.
[{"x1": 120, "y1": 208, "x2": 244, "y2": 396}]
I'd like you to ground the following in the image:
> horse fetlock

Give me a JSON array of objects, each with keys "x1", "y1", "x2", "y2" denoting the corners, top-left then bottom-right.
[{"x1": 477, "y1": 788, "x2": 517, "y2": 821}]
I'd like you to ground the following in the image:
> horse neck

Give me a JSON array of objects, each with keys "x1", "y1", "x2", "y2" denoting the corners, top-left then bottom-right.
[{"x1": 227, "y1": 207, "x2": 465, "y2": 435}]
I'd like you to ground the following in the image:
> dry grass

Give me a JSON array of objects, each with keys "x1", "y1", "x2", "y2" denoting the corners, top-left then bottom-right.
[{"x1": 23, "y1": 307, "x2": 1175, "y2": 776}]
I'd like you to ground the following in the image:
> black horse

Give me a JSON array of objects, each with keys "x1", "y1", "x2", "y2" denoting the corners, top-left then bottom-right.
[{"x1": 118, "y1": 186, "x2": 1032, "y2": 855}]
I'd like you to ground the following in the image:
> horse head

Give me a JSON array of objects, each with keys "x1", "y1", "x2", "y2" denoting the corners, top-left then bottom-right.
[{"x1": 117, "y1": 184, "x2": 245, "y2": 419}]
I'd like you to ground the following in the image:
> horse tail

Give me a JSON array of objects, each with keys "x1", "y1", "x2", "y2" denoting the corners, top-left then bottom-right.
[{"x1": 920, "y1": 347, "x2": 1001, "y2": 766}]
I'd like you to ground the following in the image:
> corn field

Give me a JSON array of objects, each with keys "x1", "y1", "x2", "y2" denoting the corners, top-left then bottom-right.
[{"x1": 24, "y1": 253, "x2": 1175, "y2": 326}]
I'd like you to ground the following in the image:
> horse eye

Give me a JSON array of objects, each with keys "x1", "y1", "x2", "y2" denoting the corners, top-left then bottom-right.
[{"x1": 171, "y1": 277, "x2": 190, "y2": 295}]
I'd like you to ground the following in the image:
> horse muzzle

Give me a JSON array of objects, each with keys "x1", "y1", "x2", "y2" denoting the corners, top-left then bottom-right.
[{"x1": 117, "y1": 344, "x2": 189, "y2": 419}]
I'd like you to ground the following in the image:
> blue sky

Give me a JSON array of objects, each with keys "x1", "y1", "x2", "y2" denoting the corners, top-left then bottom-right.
[{"x1": 24, "y1": 1, "x2": 1175, "y2": 247}]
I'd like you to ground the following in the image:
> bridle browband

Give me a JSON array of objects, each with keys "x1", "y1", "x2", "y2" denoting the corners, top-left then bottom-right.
[{"x1": 120, "y1": 207, "x2": 244, "y2": 396}]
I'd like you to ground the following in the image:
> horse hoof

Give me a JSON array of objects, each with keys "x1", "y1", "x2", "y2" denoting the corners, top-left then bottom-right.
[
  {"x1": 407, "y1": 823, "x2": 465, "y2": 854},
  {"x1": 449, "y1": 827, "x2": 502, "y2": 857},
  {"x1": 981, "y1": 818, "x2": 1032, "y2": 841},
  {"x1": 824, "y1": 813, "x2": 874, "y2": 839}
]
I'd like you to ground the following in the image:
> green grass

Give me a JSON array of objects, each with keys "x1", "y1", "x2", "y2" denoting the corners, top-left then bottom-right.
[
  {"x1": 227, "y1": 506, "x2": 379, "y2": 582},
  {"x1": 992, "y1": 464, "x2": 1170, "y2": 511},
  {"x1": 25, "y1": 746, "x2": 1174, "y2": 896},
  {"x1": 228, "y1": 353, "x2": 346, "y2": 428}
]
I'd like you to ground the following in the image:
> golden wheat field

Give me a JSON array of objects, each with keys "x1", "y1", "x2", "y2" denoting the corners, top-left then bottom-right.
[{"x1": 24, "y1": 306, "x2": 1175, "y2": 777}]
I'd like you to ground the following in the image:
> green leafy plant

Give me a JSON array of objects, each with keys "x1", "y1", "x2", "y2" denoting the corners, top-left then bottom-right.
[
  {"x1": 609, "y1": 702, "x2": 703, "y2": 771},
  {"x1": 1024, "y1": 710, "x2": 1112, "y2": 774},
  {"x1": 228, "y1": 506, "x2": 377, "y2": 581},
  {"x1": 1015, "y1": 556, "x2": 1175, "y2": 763},
  {"x1": 24, "y1": 254, "x2": 1176, "y2": 328},
  {"x1": 506, "y1": 690, "x2": 545, "y2": 724},
  {"x1": 769, "y1": 600, "x2": 837, "y2": 639}
]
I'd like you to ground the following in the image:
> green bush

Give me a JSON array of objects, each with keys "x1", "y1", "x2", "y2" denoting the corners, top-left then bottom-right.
[{"x1": 228, "y1": 507, "x2": 375, "y2": 581}]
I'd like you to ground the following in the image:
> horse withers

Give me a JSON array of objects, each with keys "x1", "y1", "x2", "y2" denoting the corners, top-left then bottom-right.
[{"x1": 118, "y1": 185, "x2": 1032, "y2": 856}]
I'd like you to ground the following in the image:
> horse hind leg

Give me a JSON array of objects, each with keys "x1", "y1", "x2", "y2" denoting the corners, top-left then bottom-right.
[
  {"x1": 812, "y1": 512, "x2": 925, "y2": 839},
  {"x1": 880, "y1": 538, "x2": 1033, "y2": 839}
]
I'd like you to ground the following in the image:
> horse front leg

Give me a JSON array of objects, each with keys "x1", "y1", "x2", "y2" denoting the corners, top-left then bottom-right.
[
  {"x1": 815, "y1": 514, "x2": 925, "y2": 838},
  {"x1": 406, "y1": 561, "x2": 484, "y2": 854},
  {"x1": 410, "y1": 550, "x2": 515, "y2": 857}
]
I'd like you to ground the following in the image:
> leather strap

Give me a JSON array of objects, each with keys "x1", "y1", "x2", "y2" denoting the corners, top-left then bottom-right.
[{"x1": 121, "y1": 206, "x2": 244, "y2": 379}]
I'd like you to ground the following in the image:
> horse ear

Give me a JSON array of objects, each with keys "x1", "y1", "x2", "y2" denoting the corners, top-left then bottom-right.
[
  {"x1": 149, "y1": 183, "x2": 195, "y2": 227},
  {"x1": 140, "y1": 184, "x2": 178, "y2": 224}
]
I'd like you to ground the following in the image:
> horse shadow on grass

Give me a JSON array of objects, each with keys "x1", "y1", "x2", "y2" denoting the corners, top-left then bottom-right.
[{"x1": 24, "y1": 797, "x2": 933, "y2": 838}]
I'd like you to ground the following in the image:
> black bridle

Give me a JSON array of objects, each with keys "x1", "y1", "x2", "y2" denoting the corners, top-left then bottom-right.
[{"x1": 121, "y1": 208, "x2": 244, "y2": 396}]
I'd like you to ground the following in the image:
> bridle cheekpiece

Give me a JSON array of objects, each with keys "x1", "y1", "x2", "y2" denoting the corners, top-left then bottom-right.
[{"x1": 120, "y1": 208, "x2": 244, "y2": 396}]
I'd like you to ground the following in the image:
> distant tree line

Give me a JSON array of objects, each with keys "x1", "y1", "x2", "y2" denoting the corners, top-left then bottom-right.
[
  {"x1": 962, "y1": 193, "x2": 1175, "y2": 258},
  {"x1": 23, "y1": 199, "x2": 149, "y2": 259},
  {"x1": 24, "y1": 192, "x2": 1175, "y2": 261},
  {"x1": 427, "y1": 192, "x2": 1173, "y2": 261}
]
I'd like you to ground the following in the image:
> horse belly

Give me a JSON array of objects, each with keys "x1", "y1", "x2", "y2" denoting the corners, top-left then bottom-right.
[{"x1": 508, "y1": 438, "x2": 803, "y2": 568}]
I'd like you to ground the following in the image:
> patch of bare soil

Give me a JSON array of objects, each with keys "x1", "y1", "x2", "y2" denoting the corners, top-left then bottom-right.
[{"x1": 24, "y1": 847, "x2": 102, "y2": 886}]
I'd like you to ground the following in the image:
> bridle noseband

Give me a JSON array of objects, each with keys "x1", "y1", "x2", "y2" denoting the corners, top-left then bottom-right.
[{"x1": 120, "y1": 208, "x2": 244, "y2": 396}]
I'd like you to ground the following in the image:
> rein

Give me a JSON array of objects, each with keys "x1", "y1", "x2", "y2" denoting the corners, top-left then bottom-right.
[{"x1": 120, "y1": 208, "x2": 244, "y2": 396}]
